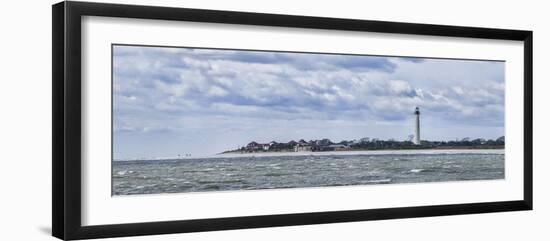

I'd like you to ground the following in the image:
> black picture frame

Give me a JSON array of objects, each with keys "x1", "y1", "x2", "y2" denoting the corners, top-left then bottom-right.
[{"x1": 52, "y1": 1, "x2": 533, "y2": 240}]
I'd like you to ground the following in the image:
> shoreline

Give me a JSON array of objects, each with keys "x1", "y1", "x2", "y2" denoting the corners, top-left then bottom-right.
[
  {"x1": 115, "y1": 148, "x2": 505, "y2": 162},
  {"x1": 216, "y1": 149, "x2": 504, "y2": 159}
]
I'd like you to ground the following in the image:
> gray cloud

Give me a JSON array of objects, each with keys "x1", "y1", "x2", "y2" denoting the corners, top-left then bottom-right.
[{"x1": 112, "y1": 45, "x2": 505, "y2": 159}]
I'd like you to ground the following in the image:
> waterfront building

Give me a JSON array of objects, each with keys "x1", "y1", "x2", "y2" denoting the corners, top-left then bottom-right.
[{"x1": 294, "y1": 143, "x2": 312, "y2": 152}]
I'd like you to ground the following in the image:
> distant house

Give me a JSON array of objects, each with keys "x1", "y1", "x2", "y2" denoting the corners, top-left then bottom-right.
[
  {"x1": 246, "y1": 141, "x2": 262, "y2": 151},
  {"x1": 315, "y1": 139, "x2": 332, "y2": 146},
  {"x1": 294, "y1": 143, "x2": 312, "y2": 152},
  {"x1": 245, "y1": 141, "x2": 273, "y2": 151},
  {"x1": 329, "y1": 144, "x2": 351, "y2": 151},
  {"x1": 246, "y1": 141, "x2": 259, "y2": 148}
]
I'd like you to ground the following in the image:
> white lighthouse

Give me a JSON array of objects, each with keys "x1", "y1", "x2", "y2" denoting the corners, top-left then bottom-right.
[{"x1": 413, "y1": 107, "x2": 421, "y2": 145}]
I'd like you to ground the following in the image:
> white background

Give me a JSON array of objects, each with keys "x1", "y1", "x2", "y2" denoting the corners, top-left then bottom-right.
[{"x1": 0, "y1": 0, "x2": 547, "y2": 240}]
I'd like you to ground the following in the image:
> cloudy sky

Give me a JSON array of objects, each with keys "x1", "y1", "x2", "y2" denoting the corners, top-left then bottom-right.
[{"x1": 112, "y1": 45, "x2": 504, "y2": 159}]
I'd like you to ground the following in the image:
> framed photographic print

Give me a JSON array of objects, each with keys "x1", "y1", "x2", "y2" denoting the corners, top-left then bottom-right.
[{"x1": 52, "y1": 1, "x2": 533, "y2": 240}]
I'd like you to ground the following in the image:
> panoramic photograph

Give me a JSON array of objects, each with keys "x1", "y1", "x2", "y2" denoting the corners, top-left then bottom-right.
[{"x1": 112, "y1": 44, "x2": 505, "y2": 196}]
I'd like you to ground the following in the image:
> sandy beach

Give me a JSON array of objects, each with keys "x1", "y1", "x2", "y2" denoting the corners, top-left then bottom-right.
[{"x1": 215, "y1": 149, "x2": 504, "y2": 159}]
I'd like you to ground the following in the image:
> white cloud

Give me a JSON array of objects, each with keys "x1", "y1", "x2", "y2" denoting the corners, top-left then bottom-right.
[{"x1": 112, "y1": 45, "x2": 505, "y2": 158}]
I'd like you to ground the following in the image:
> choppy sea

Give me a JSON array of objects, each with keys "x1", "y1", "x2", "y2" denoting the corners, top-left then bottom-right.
[{"x1": 112, "y1": 151, "x2": 504, "y2": 196}]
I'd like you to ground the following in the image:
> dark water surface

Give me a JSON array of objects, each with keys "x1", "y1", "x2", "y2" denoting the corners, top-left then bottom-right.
[{"x1": 112, "y1": 153, "x2": 504, "y2": 195}]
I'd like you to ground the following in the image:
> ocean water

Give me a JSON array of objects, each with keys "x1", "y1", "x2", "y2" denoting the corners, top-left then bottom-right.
[{"x1": 112, "y1": 152, "x2": 504, "y2": 196}]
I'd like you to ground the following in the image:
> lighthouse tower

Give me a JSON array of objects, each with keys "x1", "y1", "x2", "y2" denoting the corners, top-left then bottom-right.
[{"x1": 413, "y1": 107, "x2": 421, "y2": 145}]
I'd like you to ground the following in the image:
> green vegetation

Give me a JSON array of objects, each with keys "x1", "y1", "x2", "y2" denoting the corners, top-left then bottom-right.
[{"x1": 222, "y1": 136, "x2": 505, "y2": 154}]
